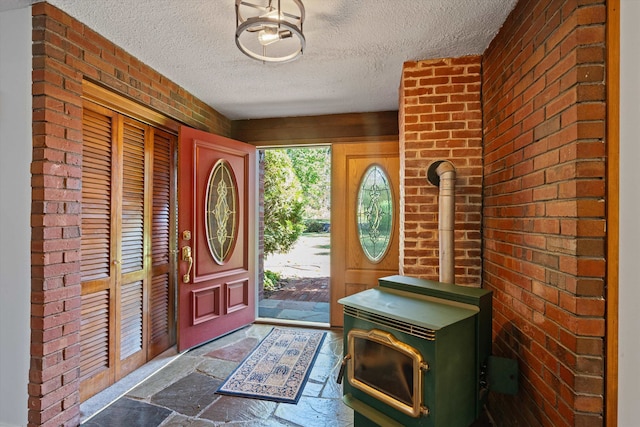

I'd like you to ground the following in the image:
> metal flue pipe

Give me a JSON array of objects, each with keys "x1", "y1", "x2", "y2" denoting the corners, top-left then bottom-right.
[{"x1": 427, "y1": 160, "x2": 456, "y2": 284}]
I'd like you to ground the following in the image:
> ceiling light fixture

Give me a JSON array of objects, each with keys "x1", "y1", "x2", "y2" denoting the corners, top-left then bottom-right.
[{"x1": 235, "y1": 0, "x2": 306, "y2": 63}]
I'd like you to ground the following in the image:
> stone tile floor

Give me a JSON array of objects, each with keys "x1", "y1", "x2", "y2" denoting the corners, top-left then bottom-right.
[
  {"x1": 81, "y1": 323, "x2": 494, "y2": 427},
  {"x1": 258, "y1": 298, "x2": 329, "y2": 323},
  {"x1": 81, "y1": 324, "x2": 353, "y2": 427}
]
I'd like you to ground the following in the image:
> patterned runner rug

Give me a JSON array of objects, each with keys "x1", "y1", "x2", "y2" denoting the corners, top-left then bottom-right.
[{"x1": 216, "y1": 328, "x2": 326, "y2": 404}]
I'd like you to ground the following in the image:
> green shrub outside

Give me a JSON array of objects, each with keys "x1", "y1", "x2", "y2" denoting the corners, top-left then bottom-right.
[
  {"x1": 304, "y1": 219, "x2": 330, "y2": 233},
  {"x1": 263, "y1": 270, "x2": 281, "y2": 292},
  {"x1": 263, "y1": 150, "x2": 306, "y2": 255}
]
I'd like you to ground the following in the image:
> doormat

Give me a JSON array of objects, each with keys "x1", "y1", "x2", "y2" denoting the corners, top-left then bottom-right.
[{"x1": 216, "y1": 328, "x2": 326, "y2": 404}]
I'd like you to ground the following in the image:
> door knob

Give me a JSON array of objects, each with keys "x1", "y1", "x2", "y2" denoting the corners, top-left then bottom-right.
[{"x1": 182, "y1": 246, "x2": 193, "y2": 283}]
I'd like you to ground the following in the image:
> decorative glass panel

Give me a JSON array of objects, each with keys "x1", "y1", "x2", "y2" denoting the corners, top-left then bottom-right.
[
  {"x1": 357, "y1": 165, "x2": 393, "y2": 263},
  {"x1": 205, "y1": 160, "x2": 238, "y2": 264}
]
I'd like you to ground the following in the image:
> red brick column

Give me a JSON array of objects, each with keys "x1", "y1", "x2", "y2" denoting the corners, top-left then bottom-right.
[
  {"x1": 399, "y1": 56, "x2": 483, "y2": 286},
  {"x1": 30, "y1": 6, "x2": 84, "y2": 426}
]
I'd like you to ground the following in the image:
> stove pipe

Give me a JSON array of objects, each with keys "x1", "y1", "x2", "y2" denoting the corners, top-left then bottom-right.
[{"x1": 427, "y1": 160, "x2": 456, "y2": 284}]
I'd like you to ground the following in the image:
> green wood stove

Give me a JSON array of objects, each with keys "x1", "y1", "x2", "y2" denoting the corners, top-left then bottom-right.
[{"x1": 338, "y1": 275, "x2": 493, "y2": 427}]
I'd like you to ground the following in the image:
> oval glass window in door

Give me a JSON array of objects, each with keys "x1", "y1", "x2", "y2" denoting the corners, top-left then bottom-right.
[
  {"x1": 356, "y1": 164, "x2": 393, "y2": 263},
  {"x1": 205, "y1": 159, "x2": 239, "y2": 264}
]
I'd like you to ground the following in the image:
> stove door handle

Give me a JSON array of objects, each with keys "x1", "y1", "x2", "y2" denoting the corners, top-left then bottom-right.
[{"x1": 336, "y1": 354, "x2": 351, "y2": 384}]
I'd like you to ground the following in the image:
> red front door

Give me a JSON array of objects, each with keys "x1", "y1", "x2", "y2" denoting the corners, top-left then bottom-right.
[{"x1": 177, "y1": 126, "x2": 256, "y2": 351}]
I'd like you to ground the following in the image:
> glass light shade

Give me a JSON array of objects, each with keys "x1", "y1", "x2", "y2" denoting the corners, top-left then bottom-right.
[{"x1": 258, "y1": 26, "x2": 279, "y2": 46}]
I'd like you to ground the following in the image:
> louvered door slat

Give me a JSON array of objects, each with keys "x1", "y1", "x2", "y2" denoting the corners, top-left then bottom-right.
[
  {"x1": 80, "y1": 107, "x2": 115, "y2": 401},
  {"x1": 81, "y1": 109, "x2": 112, "y2": 281},
  {"x1": 121, "y1": 119, "x2": 146, "y2": 274},
  {"x1": 120, "y1": 280, "x2": 143, "y2": 360},
  {"x1": 150, "y1": 273, "x2": 170, "y2": 343},
  {"x1": 152, "y1": 132, "x2": 172, "y2": 267},
  {"x1": 117, "y1": 118, "x2": 147, "y2": 377},
  {"x1": 148, "y1": 130, "x2": 174, "y2": 358},
  {"x1": 79, "y1": 290, "x2": 109, "y2": 380}
]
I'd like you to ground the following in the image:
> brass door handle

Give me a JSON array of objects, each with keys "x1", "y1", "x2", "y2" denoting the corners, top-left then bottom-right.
[{"x1": 182, "y1": 246, "x2": 193, "y2": 283}]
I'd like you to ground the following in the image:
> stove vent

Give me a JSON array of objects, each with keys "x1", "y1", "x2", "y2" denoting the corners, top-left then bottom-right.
[{"x1": 344, "y1": 305, "x2": 436, "y2": 341}]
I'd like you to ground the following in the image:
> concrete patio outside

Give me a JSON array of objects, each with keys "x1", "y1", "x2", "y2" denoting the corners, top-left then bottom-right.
[{"x1": 259, "y1": 233, "x2": 330, "y2": 323}]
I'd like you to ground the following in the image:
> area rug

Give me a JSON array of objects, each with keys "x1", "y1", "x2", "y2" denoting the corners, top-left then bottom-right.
[{"x1": 216, "y1": 328, "x2": 326, "y2": 404}]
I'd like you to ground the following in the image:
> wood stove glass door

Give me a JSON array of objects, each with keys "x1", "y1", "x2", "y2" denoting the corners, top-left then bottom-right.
[
  {"x1": 330, "y1": 141, "x2": 400, "y2": 326},
  {"x1": 347, "y1": 328, "x2": 425, "y2": 418}
]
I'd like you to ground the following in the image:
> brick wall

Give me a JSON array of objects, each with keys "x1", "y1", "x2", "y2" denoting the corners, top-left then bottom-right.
[
  {"x1": 399, "y1": 56, "x2": 483, "y2": 285},
  {"x1": 482, "y1": 0, "x2": 606, "y2": 426},
  {"x1": 30, "y1": 3, "x2": 230, "y2": 426}
]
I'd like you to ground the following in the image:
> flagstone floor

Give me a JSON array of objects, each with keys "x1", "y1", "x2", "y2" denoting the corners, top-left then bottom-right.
[
  {"x1": 81, "y1": 324, "x2": 353, "y2": 427},
  {"x1": 258, "y1": 298, "x2": 330, "y2": 323},
  {"x1": 81, "y1": 323, "x2": 494, "y2": 427}
]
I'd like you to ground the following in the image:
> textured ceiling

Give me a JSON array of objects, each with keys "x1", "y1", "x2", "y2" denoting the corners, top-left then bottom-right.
[{"x1": 12, "y1": 0, "x2": 517, "y2": 120}]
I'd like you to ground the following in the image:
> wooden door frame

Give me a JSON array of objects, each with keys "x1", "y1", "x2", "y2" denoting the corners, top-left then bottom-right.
[
  {"x1": 253, "y1": 138, "x2": 400, "y2": 325},
  {"x1": 606, "y1": 0, "x2": 620, "y2": 425},
  {"x1": 253, "y1": 143, "x2": 331, "y2": 325},
  {"x1": 83, "y1": 81, "x2": 181, "y2": 133},
  {"x1": 239, "y1": 112, "x2": 399, "y2": 324}
]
